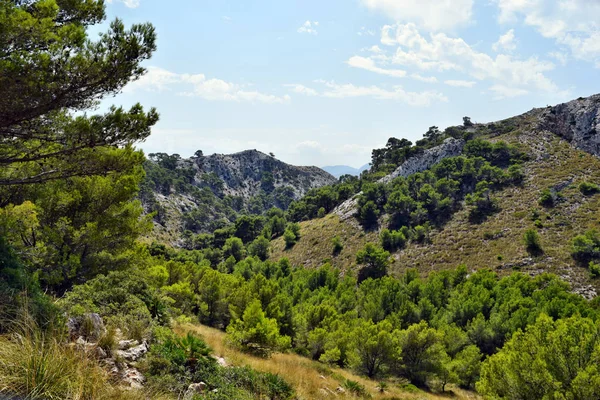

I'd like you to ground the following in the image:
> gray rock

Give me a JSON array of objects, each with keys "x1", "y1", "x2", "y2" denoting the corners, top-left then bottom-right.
[
  {"x1": 379, "y1": 138, "x2": 466, "y2": 184},
  {"x1": 184, "y1": 382, "x2": 207, "y2": 400},
  {"x1": 121, "y1": 366, "x2": 145, "y2": 389},
  {"x1": 538, "y1": 94, "x2": 600, "y2": 156},
  {"x1": 193, "y1": 149, "x2": 337, "y2": 200},
  {"x1": 116, "y1": 341, "x2": 148, "y2": 362},
  {"x1": 66, "y1": 313, "x2": 106, "y2": 341},
  {"x1": 216, "y1": 356, "x2": 228, "y2": 367},
  {"x1": 333, "y1": 138, "x2": 465, "y2": 223},
  {"x1": 118, "y1": 339, "x2": 139, "y2": 350}
]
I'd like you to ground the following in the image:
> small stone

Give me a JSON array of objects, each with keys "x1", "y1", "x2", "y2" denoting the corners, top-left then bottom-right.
[{"x1": 336, "y1": 386, "x2": 346, "y2": 394}]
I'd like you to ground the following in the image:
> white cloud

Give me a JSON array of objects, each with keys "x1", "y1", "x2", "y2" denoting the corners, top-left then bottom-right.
[
  {"x1": 411, "y1": 73, "x2": 438, "y2": 83},
  {"x1": 358, "y1": 27, "x2": 376, "y2": 36},
  {"x1": 347, "y1": 55, "x2": 407, "y2": 78},
  {"x1": 380, "y1": 23, "x2": 558, "y2": 95},
  {"x1": 445, "y1": 79, "x2": 476, "y2": 87},
  {"x1": 496, "y1": 0, "x2": 600, "y2": 64},
  {"x1": 284, "y1": 84, "x2": 318, "y2": 96},
  {"x1": 125, "y1": 66, "x2": 290, "y2": 104},
  {"x1": 361, "y1": 0, "x2": 474, "y2": 31},
  {"x1": 493, "y1": 29, "x2": 517, "y2": 52},
  {"x1": 288, "y1": 80, "x2": 447, "y2": 106},
  {"x1": 548, "y1": 51, "x2": 568, "y2": 66},
  {"x1": 489, "y1": 84, "x2": 529, "y2": 99},
  {"x1": 106, "y1": 0, "x2": 140, "y2": 8},
  {"x1": 298, "y1": 21, "x2": 318, "y2": 35}
]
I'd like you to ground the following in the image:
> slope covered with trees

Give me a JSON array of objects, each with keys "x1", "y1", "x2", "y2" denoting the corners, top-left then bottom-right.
[{"x1": 2, "y1": 1, "x2": 600, "y2": 399}]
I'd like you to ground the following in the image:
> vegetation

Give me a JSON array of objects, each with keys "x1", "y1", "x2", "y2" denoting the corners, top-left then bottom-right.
[{"x1": 2, "y1": 1, "x2": 600, "y2": 398}]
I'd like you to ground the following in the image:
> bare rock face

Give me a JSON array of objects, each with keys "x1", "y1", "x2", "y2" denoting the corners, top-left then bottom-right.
[
  {"x1": 379, "y1": 138, "x2": 466, "y2": 184},
  {"x1": 333, "y1": 138, "x2": 465, "y2": 224},
  {"x1": 538, "y1": 94, "x2": 600, "y2": 156},
  {"x1": 194, "y1": 149, "x2": 337, "y2": 199}
]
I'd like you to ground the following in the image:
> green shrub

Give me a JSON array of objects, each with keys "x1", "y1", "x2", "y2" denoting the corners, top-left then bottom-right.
[
  {"x1": 572, "y1": 230, "x2": 600, "y2": 262},
  {"x1": 524, "y1": 229, "x2": 543, "y2": 255},
  {"x1": 317, "y1": 207, "x2": 326, "y2": 218},
  {"x1": 380, "y1": 229, "x2": 407, "y2": 251},
  {"x1": 579, "y1": 181, "x2": 600, "y2": 196},
  {"x1": 332, "y1": 236, "x2": 344, "y2": 255},
  {"x1": 539, "y1": 189, "x2": 555, "y2": 207},
  {"x1": 283, "y1": 229, "x2": 297, "y2": 248},
  {"x1": 343, "y1": 379, "x2": 369, "y2": 397},
  {"x1": 589, "y1": 262, "x2": 600, "y2": 278}
]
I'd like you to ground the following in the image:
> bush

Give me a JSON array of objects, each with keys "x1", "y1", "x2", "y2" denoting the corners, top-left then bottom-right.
[
  {"x1": 579, "y1": 181, "x2": 600, "y2": 196},
  {"x1": 226, "y1": 300, "x2": 291, "y2": 357},
  {"x1": 589, "y1": 262, "x2": 600, "y2": 278},
  {"x1": 380, "y1": 229, "x2": 407, "y2": 251},
  {"x1": 283, "y1": 229, "x2": 297, "y2": 248},
  {"x1": 572, "y1": 230, "x2": 600, "y2": 262},
  {"x1": 343, "y1": 379, "x2": 368, "y2": 397},
  {"x1": 248, "y1": 236, "x2": 270, "y2": 261},
  {"x1": 332, "y1": 236, "x2": 344, "y2": 255},
  {"x1": 524, "y1": 229, "x2": 543, "y2": 255},
  {"x1": 539, "y1": 189, "x2": 555, "y2": 207},
  {"x1": 357, "y1": 201, "x2": 380, "y2": 229},
  {"x1": 356, "y1": 243, "x2": 390, "y2": 282}
]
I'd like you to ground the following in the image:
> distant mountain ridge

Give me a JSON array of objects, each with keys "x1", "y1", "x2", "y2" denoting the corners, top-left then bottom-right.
[
  {"x1": 198, "y1": 149, "x2": 336, "y2": 199},
  {"x1": 142, "y1": 149, "x2": 337, "y2": 243},
  {"x1": 322, "y1": 163, "x2": 370, "y2": 178}
]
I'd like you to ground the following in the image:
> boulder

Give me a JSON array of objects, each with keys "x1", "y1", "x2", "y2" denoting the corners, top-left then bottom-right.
[
  {"x1": 121, "y1": 366, "x2": 145, "y2": 389},
  {"x1": 118, "y1": 339, "x2": 139, "y2": 350},
  {"x1": 183, "y1": 382, "x2": 207, "y2": 400},
  {"x1": 115, "y1": 341, "x2": 148, "y2": 362},
  {"x1": 66, "y1": 313, "x2": 105, "y2": 341}
]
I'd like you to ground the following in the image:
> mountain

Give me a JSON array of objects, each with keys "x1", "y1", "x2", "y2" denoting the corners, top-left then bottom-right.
[
  {"x1": 141, "y1": 149, "x2": 336, "y2": 243},
  {"x1": 272, "y1": 94, "x2": 600, "y2": 297},
  {"x1": 322, "y1": 163, "x2": 370, "y2": 178},
  {"x1": 198, "y1": 149, "x2": 336, "y2": 199}
]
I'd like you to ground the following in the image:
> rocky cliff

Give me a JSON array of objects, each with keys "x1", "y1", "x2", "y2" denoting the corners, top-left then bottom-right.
[
  {"x1": 195, "y1": 150, "x2": 336, "y2": 199},
  {"x1": 378, "y1": 138, "x2": 466, "y2": 184},
  {"x1": 537, "y1": 94, "x2": 600, "y2": 156}
]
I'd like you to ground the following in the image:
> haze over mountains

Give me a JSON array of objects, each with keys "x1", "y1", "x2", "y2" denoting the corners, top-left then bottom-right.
[{"x1": 321, "y1": 164, "x2": 371, "y2": 178}]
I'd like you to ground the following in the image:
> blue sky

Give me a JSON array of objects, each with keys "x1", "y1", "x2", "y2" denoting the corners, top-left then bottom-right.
[{"x1": 102, "y1": 0, "x2": 600, "y2": 168}]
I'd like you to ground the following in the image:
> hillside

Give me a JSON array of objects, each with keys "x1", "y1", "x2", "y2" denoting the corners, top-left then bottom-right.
[
  {"x1": 140, "y1": 150, "x2": 336, "y2": 244},
  {"x1": 272, "y1": 95, "x2": 600, "y2": 297}
]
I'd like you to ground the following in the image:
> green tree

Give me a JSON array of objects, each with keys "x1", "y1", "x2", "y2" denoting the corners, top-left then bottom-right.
[
  {"x1": 524, "y1": 228, "x2": 543, "y2": 255},
  {"x1": 478, "y1": 314, "x2": 600, "y2": 399},
  {"x1": 227, "y1": 299, "x2": 291, "y2": 357},
  {"x1": 0, "y1": 0, "x2": 158, "y2": 185},
  {"x1": 248, "y1": 236, "x2": 270, "y2": 261},
  {"x1": 223, "y1": 237, "x2": 246, "y2": 262},
  {"x1": 353, "y1": 320, "x2": 394, "y2": 378},
  {"x1": 358, "y1": 200, "x2": 380, "y2": 228},
  {"x1": 394, "y1": 321, "x2": 447, "y2": 386},
  {"x1": 283, "y1": 229, "x2": 297, "y2": 248},
  {"x1": 356, "y1": 243, "x2": 390, "y2": 282}
]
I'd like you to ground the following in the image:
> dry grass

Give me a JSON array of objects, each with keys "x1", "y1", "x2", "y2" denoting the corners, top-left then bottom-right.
[
  {"x1": 178, "y1": 323, "x2": 480, "y2": 400},
  {"x1": 0, "y1": 333, "x2": 170, "y2": 400},
  {"x1": 271, "y1": 214, "x2": 378, "y2": 273},
  {"x1": 269, "y1": 129, "x2": 600, "y2": 294}
]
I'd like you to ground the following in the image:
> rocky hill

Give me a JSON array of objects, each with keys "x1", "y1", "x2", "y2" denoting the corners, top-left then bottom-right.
[
  {"x1": 196, "y1": 150, "x2": 336, "y2": 199},
  {"x1": 271, "y1": 94, "x2": 600, "y2": 297},
  {"x1": 141, "y1": 150, "x2": 336, "y2": 244}
]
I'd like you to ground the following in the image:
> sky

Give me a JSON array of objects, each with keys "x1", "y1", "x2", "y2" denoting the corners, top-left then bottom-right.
[{"x1": 101, "y1": 0, "x2": 600, "y2": 168}]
